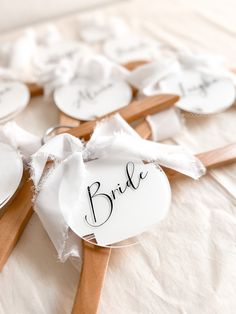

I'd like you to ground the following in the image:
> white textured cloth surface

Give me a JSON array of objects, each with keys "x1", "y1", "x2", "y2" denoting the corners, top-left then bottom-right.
[{"x1": 0, "y1": 1, "x2": 236, "y2": 314}]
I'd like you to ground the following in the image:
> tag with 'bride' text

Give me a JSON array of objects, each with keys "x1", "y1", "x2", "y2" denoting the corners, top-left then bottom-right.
[{"x1": 59, "y1": 158, "x2": 171, "y2": 246}]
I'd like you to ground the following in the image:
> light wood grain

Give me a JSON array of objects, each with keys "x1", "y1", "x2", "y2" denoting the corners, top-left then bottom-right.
[
  {"x1": 0, "y1": 94, "x2": 178, "y2": 272},
  {"x1": 134, "y1": 119, "x2": 152, "y2": 139},
  {"x1": 59, "y1": 105, "x2": 113, "y2": 314},
  {"x1": 26, "y1": 83, "x2": 44, "y2": 97},
  {"x1": 197, "y1": 144, "x2": 236, "y2": 169},
  {"x1": 0, "y1": 171, "x2": 33, "y2": 270},
  {"x1": 70, "y1": 115, "x2": 151, "y2": 314},
  {"x1": 71, "y1": 242, "x2": 111, "y2": 314},
  {"x1": 59, "y1": 113, "x2": 81, "y2": 127},
  {"x1": 67, "y1": 94, "x2": 179, "y2": 140},
  {"x1": 123, "y1": 60, "x2": 148, "y2": 71},
  {"x1": 163, "y1": 144, "x2": 236, "y2": 180}
]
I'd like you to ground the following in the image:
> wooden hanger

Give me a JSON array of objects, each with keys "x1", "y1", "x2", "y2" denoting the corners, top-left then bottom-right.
[
  {"x1": 71, "y1": 122, "x2": 236, "y2": 314},
  {"x1": 1, "y1": 61, "x2": 235, "y2": 314},
  {"x1": 0, "y1": 94, "x2": 179, "y2": 271},
  {"x1": 56, "y1": 61, "x2": 236, "y2": 314}
]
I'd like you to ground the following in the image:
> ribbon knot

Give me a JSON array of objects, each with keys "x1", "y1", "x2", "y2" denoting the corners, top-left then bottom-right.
[{"x1": 30, "y1": 114, "x2": 205, "y2": 261}]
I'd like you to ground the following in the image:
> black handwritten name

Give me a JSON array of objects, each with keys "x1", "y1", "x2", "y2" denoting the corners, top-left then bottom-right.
[
  {"x1": 46, "y1": 48, "x2": 79, "y2": 64},
  {"x1": 179, "y1": 76, "x2": 219, "y2": 97},
  {"x1": 74, "y1": 82, "x2": 113, "y2": 108},
  {"x1": 85, "y1": 161, "x2": 148, "y2": 227}
]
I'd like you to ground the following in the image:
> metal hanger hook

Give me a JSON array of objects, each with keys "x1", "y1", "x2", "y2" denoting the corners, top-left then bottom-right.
[{"x1": 41, "y1": 124, "x2": 74, "y2": 145}]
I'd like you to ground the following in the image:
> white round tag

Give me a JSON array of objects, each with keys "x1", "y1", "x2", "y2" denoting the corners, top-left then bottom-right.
[
  {"x1": 103, "y1": 36, "x2": 160, "y2": 64},
  {"x1": 53, "y1": 79, "x2": 132, "y2": 120},
  {"x1": 0, "y1": 143, "x2": 23, "y2": 210},
  {"x1": 59, "y1": 158, "x2": 171, "y2": 247},
  {"x1": 159, "y1": 69, "x2": 236, "y2": 114},
  {"x1": 0, "y1": 81, "x2": 30, "y2": 123},
  {"x1": 36, "y1": 40, "x2": 90, "y2": 66}
]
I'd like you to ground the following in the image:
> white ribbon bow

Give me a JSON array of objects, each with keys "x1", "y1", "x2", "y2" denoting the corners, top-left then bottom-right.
[
  {"x1": 0, "y1": 25, "x2": 62, "y2": 82},
  {"x1": 127, "y1": 49, "x2": 236, "y2": 96},
  {"x1": 36, "y1": 54, "x2": 129, "y2": 95},
  {"x1": 127, "y1": 57, "x2": 181, "y2": 96},
  {"x1": 31, "y1": 114, "x2": 205, "y2": 262},
  {"x1": 0, "y1": 121, "x2": 41, "y2": 162}
]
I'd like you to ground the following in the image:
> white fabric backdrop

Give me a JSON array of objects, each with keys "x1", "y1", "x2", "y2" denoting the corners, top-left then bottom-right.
[
  {"x1": 0, "y1": 0, "x2": 236, "y2": 313},
  {"x1": 0, "y1": 0, "x2": 119, "y2": 32}
]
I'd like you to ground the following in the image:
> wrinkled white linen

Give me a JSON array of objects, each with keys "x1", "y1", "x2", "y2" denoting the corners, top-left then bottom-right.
[
  {"x1": 31, "y1": 114, "x2": 205, "y2": 262},
  {"x1": 127, "y1": 49, "x2": 236, "y2": 96}
]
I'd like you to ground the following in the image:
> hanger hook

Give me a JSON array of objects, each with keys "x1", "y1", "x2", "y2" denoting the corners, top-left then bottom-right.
[{"x1": 41, "y1": 125, "x2": 74, "y2": 145}]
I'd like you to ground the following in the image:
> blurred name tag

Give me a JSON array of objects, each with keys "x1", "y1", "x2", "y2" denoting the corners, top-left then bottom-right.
[
  {"x1": 0, "y1": 143, "x2": 23, "y2": 211},
  {"x1": 0, "y1": 81, "x2": 29, "y2": 123},
  {"x1": 36, "y1": 40, "x2": 90, "y2": 65},
  {"x1": 54, "y1": 79, "x2": 132, "y2": 120},
  {"x1": 159, "y1": 69, "x2": 236, "y2": 114},
  {"x1": 103, "y1": 36, "x2": 160, "y2": 64}
]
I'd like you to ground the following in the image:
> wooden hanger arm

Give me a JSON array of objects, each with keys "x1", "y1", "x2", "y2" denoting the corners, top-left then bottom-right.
[
  {"x1": 67, "y1": 94, "x2": 179, "y2": 140},
  {"x1": 164, "y1": 143, "x2": 236, "y2": 180}
]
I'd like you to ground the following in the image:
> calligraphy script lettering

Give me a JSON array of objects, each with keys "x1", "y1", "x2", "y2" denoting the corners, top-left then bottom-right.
[
  {"x1": 74, "y1": 82, "x2": 113, "y2": 108},
  {"x1": 85, "y1": 161, "x2": 148, "y2": 227},
  {"x1": 179, "y1": 77, "x2": 219, "y2": 97}
]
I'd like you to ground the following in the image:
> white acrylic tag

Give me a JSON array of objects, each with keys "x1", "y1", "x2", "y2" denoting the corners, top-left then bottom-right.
[
  {"x1": 103, "y1": 36, "x2": 160, "y2": 64},
  {"x1": 59, "y1": 158, "x2": 171, "y2": 247},
  {"x1": 0, "y1": 81, "x2": 30, "y2": 123},
  {"x1": 0, "y1": 143, "x2": 23, "y2": 210},
  {"x1": 159, "y1": 69, "x2": 236, "y2": 114},
  {"x1": 53, "y1": 79, "x2": 132, "y2": 120}
]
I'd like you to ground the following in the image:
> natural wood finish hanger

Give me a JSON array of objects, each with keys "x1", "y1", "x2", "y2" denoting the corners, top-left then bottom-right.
[
  {"x1": 1, "y1": 60, "x2": 235, "y2": 314},
  {"x1": 58, "y1": 100, "x2": 112, "y2": 314},
  {"x1": 71, "y1": 124, "x2": 236, "y2": 314},
  {"x1": 0, "y1": 171, "x2": 33, "y2": 269},
  {"x1": 70, "y1": 63, "x2": 236, "y2": 314},
  {"x1": 71, "y1": 242, "x2": 111, "y2": 314},
  {"x1": 0, "y1": 94, "x2": 178, "y2": 271},
  {"x1": 0, "y1": 94, "x2": 235, "y2": 314},
  {"x1": 67, "y1": 94, "x2": 179, "y2": 140}
]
